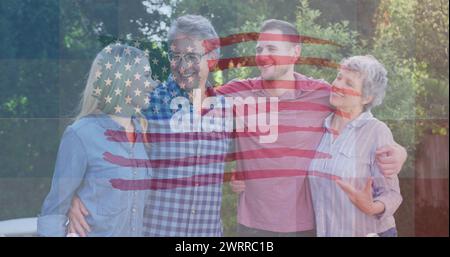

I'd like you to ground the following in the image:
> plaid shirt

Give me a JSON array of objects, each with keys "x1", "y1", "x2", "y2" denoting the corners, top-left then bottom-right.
[{"x1": 143, "y1": 75, "x2": 230, "y2": 236}]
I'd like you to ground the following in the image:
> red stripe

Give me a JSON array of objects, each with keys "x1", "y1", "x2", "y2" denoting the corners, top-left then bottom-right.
[
  {"x1": 104, "y1": 125, "x2": 330, "y2": 143},
  {"x1": 102, "y1": 148, "x2": 331, "y2": 169},
  {"x1": 210, "y1": 56, "x2": 339, "y2": 72},
  {"x1": 331, "y1": 85, "x2": 362, "y2": 97},
  {"x1": 202, "y1": 32, "x2": 340, "y2": 53},
  {"x1": 109, "y1": 169, "x2": 341, "y2": 191},
  {"x1": 214, "y1": 78, "x2": 331, "y2": 95}
]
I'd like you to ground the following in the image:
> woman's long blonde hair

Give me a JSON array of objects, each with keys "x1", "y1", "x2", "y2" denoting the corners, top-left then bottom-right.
[{"x1": 74, "y1": 53, "x2": 103, "y2": 121}]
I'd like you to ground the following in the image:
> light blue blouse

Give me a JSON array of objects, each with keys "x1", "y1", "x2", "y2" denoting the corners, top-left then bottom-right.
[{"x1": 37, "y1": 113, "x2": 150, "y2": 236}]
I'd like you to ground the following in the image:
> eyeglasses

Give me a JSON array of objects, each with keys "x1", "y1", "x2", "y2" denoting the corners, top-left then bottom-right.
[{"x1": 168, "y1": 52, "x2": 207, "y2": 65}]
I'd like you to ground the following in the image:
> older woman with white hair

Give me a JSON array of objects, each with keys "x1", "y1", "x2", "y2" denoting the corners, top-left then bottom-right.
[{"x1": 308, "y1": 55, "x2": 403, "y2": 237}]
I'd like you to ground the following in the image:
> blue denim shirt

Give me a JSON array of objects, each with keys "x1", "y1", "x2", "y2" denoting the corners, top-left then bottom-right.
[{"x1": 37, "y1": 113, "x2": 150, "y2": 236}]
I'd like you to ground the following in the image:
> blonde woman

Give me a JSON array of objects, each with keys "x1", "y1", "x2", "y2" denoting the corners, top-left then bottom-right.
[{"x1": 37, "y1": 44, "x2": 157, "y2": 236}]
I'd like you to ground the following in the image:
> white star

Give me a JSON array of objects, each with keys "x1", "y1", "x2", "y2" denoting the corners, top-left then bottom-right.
[
  {"x1": 105, "y1": 62, "x2": 112, "y2": 70},
  {"x1": 134, "y1": 88, "x2": 142, "y2": 97},
  {"x1": 134, "y1": 41, "x2": 141, "y2": 48},
  {"x1": 124, "y1": 48, "x2": 131, "y2": 55},
  {"x1": 114, "y1": 105, "x2": 122, "y2": 113},
  {"x1": 125, "y1": 63, "x2": 132, "y2": 71},
  {"x1": 144, "y1": 80, "x2": 151, "y2": 88},
  {"x1": 104, "y1": 95, "x2": 112, "y2": 103},
  {"x1": 187, "y1": 61, "x2": 193, "y2": 68},
  {"x1": 153, "y1": 74, "x2": 159, "y2": 80},
  {"x1": 104, "y1": 45, "x2": 112, "y2": 54},
  {"x1": 134, "y1": 106, "x2": 142, "y2": 114},
  {"x1": 93, "y1": 87, "x2": 102, "y2": 96},
  {"x1": 152, "y1": 58, "x2": 159, "y2": 65},
  {"x1": 114, "y1": 88, "x2": 122, "y2": 96},
  {"x1": 186, "y1": 46, "x2": 194, "y2": 52},
  {"x1": 95, "y1": 70, "x2": 102, "y2": 80},
  {"x1": 125, "y1": 79, "x2": 132, "y2": 87},
  {"x1": 162, "y1": 67, "x2": 168, "y2": 73},
  {"x1": 125, "y1": 95, "x2": 132, "y2": 104},
  {"x1": 115, "y1": 41, "x2": 121, "y2": 46},
  {"x1": 163, "y1": 96, "x2": 170, "y2": 104},
  {"x1": 170, "y1": 44, "x2": 176, "y2": 51},
  {"x1": 114, "y1": 55, "x2": 121, "y2": 63},
  {"x1": 134, "y1": 56, "x2": 142, "y2": 64},
  {"x1": 188, "y1": 76, "x2": 194, "y2": 83},
  {"x1": 144, "y1": 49, "x2": 150, "y2": 57},
  {"x1": 134, "y1": 72, "x2": 141, "y2": 81},
  {"x1": 144, "y1": 96, "x2": 150, "y2": 105},
  {"x1": 144, "y1": 65, "x2": 151, "y2": 72},
  {"x1": 170, "y1": 59, "x2": 177, "y2": 67},
  {"x1": 104, "y1": 78, "x2": 112, "y2": 86},
  {"x1": 153, "y1": 106, "x2": 160, "y2": 114},
  {"x1": 114, "y1": 71, "x2": 122, "y2": 80}
]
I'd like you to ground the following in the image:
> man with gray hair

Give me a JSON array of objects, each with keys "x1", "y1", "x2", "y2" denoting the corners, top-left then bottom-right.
[{"x1": 139, "y1": 14, "x2": 230, "y2": 237}]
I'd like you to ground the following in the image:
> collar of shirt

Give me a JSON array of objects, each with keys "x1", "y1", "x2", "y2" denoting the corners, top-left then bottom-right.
[
  {"x1": 251, "y1": 72, "x2": 325, "y2": 100},
  {"x1": 324, "y1": 111, "x2": 374, "y2": 133},
  {"x1": 88, "y1": 111, "x2": 144, "y2": 133}
]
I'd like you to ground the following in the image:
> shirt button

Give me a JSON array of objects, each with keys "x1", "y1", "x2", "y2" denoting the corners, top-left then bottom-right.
[
  {"x1": 191, "y1": 209, "x2": 196, "y2": 214},
  {"x1": 132, "y1": 208, "x2": 137, "y2": 213},
  {"x1": 195, "y1": 183, "x2": 200, "y2": 187},
  {"x1": 132, "y1": 227, "x2": 136, "y2": 232}
]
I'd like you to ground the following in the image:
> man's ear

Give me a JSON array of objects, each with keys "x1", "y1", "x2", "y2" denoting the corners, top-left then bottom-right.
[
  {"x1": 294, "y1": 44, "x2": 301, "y2": 61},
  {"x1": 362, "y1": 95, "x2": 374, "y2": 105}
]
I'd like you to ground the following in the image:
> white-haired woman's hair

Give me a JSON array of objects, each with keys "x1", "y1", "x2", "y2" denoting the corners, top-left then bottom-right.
[{"x1": 340, "y1": 55, "x2": 388, "y2": 111}]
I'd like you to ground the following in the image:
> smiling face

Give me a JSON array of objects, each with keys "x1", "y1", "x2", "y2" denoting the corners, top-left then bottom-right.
[
  {"x1": 255, "y1": 29, "x2": 300, "y2": 81},
  {"x1": 169, "y1": 35, "x2": 211, "y2": 91},
  {"x1": 330, "y1": 67, "x2": 373, "y2": 113}
]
